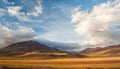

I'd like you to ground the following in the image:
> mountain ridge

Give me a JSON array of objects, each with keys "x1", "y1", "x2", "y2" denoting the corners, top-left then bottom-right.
[
  {"x1": 0, "y1": 40, "x2": 87, "y2": 58},
  {"x1": 0, "y1": 40, "x2": 120, "y2": 58},
  {"x1": 80, "y1": 44, "x2": 120, "y2": 57},
  {"x1": 0, "y1": 40, "x2": 63, "y2": 53},
  {"x1": 0, "y1": 40, "x2": 67, "y2": 58}
]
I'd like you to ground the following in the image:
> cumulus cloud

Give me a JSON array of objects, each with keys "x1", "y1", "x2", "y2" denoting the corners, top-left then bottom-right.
[
  {"x1": 3, "y1": 0, "x2": 14, "y2": 5},
  {"x1": 26, "y1": 0, "x2": 42, "y2": 17},
  {"x1": 71, "y1": 0, "x2": 120, "y2": 47},
  {"x1": 14, "y1": 26, "x2": 36, "y2": 38},
  {"x1": 8, "y1": 6, "x2": 22, "y2": 16},
  {"x1": 7, "y1": 0, "x2": 43, "y2": 22},
  {"x1": 0, "y1": 8, "x2": 6, "y2": 17},
  {"x1": 0, "y1": 25, "x2": 36, "y2": 48},
  {"x1": 7, "y1": 6, "x2": 32, "y2": 22}
]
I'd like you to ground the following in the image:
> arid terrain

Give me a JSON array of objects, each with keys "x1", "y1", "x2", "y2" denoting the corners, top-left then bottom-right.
[
  {"x1": 0, "y1": 57, "x2": 120, "y2": 69},
  {"x1": 0, "y1": 41, "x2": 120, "y2": 69}
]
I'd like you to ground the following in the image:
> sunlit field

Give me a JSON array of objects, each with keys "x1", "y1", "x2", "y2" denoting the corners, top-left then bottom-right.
[{"x1": 0, "y1": 57, "x2": 120, "y2": 69}]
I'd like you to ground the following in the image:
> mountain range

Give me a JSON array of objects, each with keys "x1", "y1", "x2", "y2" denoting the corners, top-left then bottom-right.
[
  {"x1": 0, "y1": 40, "x2": 86, "y2": 58},
  {"x1": 80, "y1": 44, "x2": 120, "y2": 57},
  {"x1": 0, "y1": 40, "x2": 120, "y2": 58}
]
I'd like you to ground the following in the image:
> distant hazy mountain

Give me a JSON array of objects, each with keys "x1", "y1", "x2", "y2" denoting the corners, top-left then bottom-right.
[
  {"x1": 37, "y1": 39, "x2": 82, "y2": 52},
  {"x1": 80, "y1": 44, "x2": 120, "y2": 57}
]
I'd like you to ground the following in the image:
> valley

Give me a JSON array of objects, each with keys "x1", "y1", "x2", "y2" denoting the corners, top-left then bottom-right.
[{"x1": 0, "y1": 57, "x2": 120, "y2": 69}]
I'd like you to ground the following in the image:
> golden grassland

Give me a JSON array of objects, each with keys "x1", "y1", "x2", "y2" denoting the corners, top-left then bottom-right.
[{"x1": 0, "y1": 57, "x2": 120, "y2": 69}]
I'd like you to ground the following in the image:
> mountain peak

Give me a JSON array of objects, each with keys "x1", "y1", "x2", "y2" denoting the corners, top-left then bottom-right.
[{"x1": 0, "y1": 40, "x2": 63, "y2": 53}]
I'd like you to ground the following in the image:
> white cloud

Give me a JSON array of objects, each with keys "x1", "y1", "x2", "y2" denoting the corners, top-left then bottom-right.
[
  {"x1": 0, "y1": 8, "x2": 6, "y2": 17},
  {"x1": 3, "y1": 0, "x2": 14, "y2": 5},
  {"x1": 14, "y1": 26, "x2": 36, "y2": 38},
  {"x1": 27, "y1": 0, "x2": 42, "y2": 17},
  {"x1": 8, "y1": 6, "x2": 22, "y2": 16},
  {"x1": 0, "y1": 25, "x2": 36, "y2": 48},
  {"x1": 71, "y1": 0, "x2": 120, "y2": 47},
  {"x1": 7, "y1": 0, "x2": 43, "y2": 22},
  {"x1": 7, "y1": 6, "x2": 30, "y2": 22}
]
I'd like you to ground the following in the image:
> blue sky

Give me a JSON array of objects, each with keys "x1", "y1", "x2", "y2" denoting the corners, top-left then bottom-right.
[
  {"x1": 0, "y1": 0, "x2": 105, "y2": 41},
  {"x1": 1, "y1": 0, "x2": 120, "y2": 48}
]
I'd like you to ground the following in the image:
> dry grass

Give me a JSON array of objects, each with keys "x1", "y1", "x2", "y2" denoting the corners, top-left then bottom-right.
[
  {"x1": 18, "y1": 52, "x2": 68, "y2": 57},
  {"x1": 0, "y1": 57, "x2": 120, "y2": 69}
]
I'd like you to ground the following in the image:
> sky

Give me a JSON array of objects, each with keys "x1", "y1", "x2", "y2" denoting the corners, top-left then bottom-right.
[{"x1": 0, "y1": 0, "x2": 120, "y2": 50}]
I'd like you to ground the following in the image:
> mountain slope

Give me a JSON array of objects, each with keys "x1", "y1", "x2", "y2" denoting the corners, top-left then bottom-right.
[
  {"x1": 0, "y1": 40, "x2": 87, "y2": 58},
  {"x1": 80, "y1": 44, "x2": 120, "y2": 57},
  {"x1": 0, "y1": 40, "x2": 65, "y2": 57}
]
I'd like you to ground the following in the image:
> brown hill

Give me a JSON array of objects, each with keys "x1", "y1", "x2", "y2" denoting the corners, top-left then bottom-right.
[
  {"x1": 0, "y1": 40, "x2": 64, "y2": 57},
  {"x1": 80, "y1": 44, "x2": 120, "y2": 57}
]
